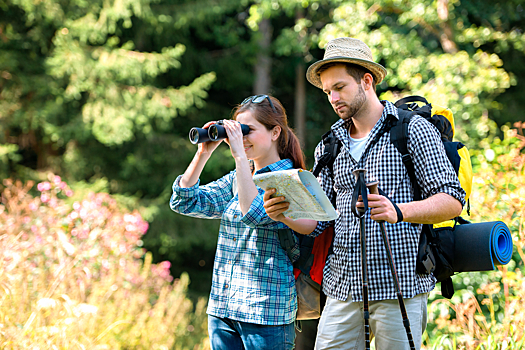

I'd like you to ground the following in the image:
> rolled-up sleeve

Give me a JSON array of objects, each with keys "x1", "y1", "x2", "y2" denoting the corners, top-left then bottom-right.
[
  {"x1": 408, "y1": 117, "x2": 466, "y2": 206},
  {"x1": 170, "y1": 172, "x2": 235, "y2": 219},
  {"x1": 241, "y1": 191, "x2": 279, "y2": 228}
]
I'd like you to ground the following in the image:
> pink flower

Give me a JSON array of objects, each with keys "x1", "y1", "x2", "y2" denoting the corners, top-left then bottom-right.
[
  {"x1": 54, "y1": 176, "x2": 62, "y2": 184},
  {"x1": 37, "y1": 182, "x2": 51, "y2": 192},
  {"x1": 41, "y1": 194, "x2": 50, "y2": 203},
  {"x1": 159, "y1": 261, "x2": 171, "y2": 269},
  {"x1": 139, "y1": 221, "x2": 149, "y2": 234}
]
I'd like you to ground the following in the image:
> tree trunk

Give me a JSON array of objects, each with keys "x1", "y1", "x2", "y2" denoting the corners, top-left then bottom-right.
[
  {"x1": 294, "y1": 63, "x2": 306, "y2": 147},
  {"x1": 253, "y1": 18, "x2": 272, "y2": 94}
]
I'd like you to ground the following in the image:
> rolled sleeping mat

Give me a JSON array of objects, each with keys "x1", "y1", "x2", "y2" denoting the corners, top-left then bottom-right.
[{"x1": 454, "y1": 221, "x2": 513, "y2": 272}]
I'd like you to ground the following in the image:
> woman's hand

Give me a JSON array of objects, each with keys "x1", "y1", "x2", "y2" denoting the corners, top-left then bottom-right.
[
  {"x1": 222, "y1": 120, "x2": 247, "y2": 160},
  {"x1": 197, "y1": 121, "x2": 223, "y2": 156},
  {"x1": 263, "y1": 188, "x2": 318, "y2": 234},
  {"x1": 263, "y1": 188, "x2": 289, "y2": 222}
]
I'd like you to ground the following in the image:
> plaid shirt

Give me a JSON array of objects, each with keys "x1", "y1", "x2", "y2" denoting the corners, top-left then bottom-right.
[
  {"x1": 170, "y1": 159, "x2": 299, "y2": 325},
  {"x1": 312, "y1": 101, "x2": 466, "y2": 302}
]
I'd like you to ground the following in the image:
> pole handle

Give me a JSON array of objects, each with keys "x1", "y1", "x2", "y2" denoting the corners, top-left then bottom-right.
[{"x1": 367, "y1": 181, "x2": 379, "y2": 195}]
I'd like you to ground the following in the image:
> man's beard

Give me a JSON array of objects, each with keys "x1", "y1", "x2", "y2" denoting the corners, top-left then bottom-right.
[{"x1": 337, "y1": 85, "x2": 366, "y2": 120}]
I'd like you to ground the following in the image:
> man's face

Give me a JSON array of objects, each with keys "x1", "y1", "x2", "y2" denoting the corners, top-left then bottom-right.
[{"x1": 320, "y1": 64, "x2": 366, "y2": 120}]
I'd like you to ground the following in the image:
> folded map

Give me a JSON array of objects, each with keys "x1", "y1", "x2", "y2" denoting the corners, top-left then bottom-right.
[{"x1": 253, "y1": 169, "x2": 338, "y2": 222}]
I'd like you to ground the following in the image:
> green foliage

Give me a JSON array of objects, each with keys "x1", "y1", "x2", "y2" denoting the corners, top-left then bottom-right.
[
  {"x1": 310, "y1": 0, "x2": 514, "y2": 143},
  {"x1": 423, "y1": 130, "x2": 525, "y2": 348}
]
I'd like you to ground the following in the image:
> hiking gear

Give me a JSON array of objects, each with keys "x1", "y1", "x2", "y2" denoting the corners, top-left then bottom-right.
[
  {"x1": 392, "y1": 96, "x2": 473, "y2": 298},
  {"x1": 306, "y1": 37, "x2": 387, "y2": 89},
  {"x1": 312, "y1": 97, "x2": 471, "y2": 299},
  {"x1": 367, "y1": 181, "x2": 415, "y2": 350},
  {"x1": 352, "y1": 169, "x2": 371, "y2": 350},
  {"x1": 453, "y1": 220, "x2": 512, "y2": 272},
  {"x1": 278, "y1": 226, "x2": 332, "y2": 331},
  {"x1": 278, "y1": 226, "x2": 333, "y2": 322}
]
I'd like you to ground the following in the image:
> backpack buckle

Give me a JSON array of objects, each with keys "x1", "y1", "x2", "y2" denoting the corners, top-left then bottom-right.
[{"x1": 421, "y1": 253, "x2": 435, "y2": 274}]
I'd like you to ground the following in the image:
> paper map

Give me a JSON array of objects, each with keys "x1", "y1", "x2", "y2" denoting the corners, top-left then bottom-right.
[{"x1": 253, "y1": 169, "x2": 338, "y2": 221}]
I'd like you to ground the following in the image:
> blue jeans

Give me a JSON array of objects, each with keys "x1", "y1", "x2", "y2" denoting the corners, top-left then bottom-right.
[{"x1": 208, "y1": 315, "x2": 295, "y2": 350}]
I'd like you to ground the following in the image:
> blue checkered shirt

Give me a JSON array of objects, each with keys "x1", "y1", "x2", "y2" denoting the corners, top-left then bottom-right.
[
  {"x1": 170, "y1": 158, "x2": 299, "y2": 325},
  {"x1": 312, "y1": 101, "x2": 466, "y2": 302}
]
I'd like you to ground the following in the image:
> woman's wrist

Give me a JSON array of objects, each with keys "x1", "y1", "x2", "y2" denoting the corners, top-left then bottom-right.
[
  {"x1": 196, "y1": 149, "x2": 212, "y2": 159},
  {"x1": 234, "y1": 155, "x2": 249, "y2": 164}
]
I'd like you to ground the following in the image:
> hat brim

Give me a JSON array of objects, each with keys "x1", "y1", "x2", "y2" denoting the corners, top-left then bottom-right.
[{"x1": 306, "y1": 56, "x2": 387, "y2": 89}]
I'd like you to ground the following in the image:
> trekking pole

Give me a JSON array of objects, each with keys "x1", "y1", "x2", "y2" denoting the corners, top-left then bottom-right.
[
  {"x1": 351, "y1": 169, "x2": 371, "y2": 350},
  {"x1": 366, "y1": 181, "x2": 416, "y2": 350}
]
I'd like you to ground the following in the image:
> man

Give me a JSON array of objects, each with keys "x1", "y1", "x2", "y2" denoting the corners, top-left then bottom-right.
[{"x1": 264, "y1": 37, "x2": 465, "y2": 349}]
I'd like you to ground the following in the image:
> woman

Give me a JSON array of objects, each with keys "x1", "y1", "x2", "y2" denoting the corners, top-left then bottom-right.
[{"x1": 170, "y1": 95, "x2": 317, "y2": 349}]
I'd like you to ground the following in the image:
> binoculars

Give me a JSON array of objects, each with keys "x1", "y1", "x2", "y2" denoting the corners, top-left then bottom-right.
[{"x1": 189, "y1": 120, "x2": 250, "y2": 144}]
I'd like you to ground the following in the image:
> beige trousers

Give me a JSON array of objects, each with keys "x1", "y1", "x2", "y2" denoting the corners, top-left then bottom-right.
[{"x1": 315, "y1": 293, "x2": 428, "y2": 350}]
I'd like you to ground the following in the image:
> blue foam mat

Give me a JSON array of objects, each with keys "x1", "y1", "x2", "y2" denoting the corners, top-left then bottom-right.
[{"x1": 454, "y1": 221, "x2": 513, "y2": 272}]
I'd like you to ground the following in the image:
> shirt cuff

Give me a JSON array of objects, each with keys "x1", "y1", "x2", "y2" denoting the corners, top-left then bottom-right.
[
  {"x1": 309, "y1": 220, "x2": 331, "y2": 238},
  {"x1": 172, "y1": 175, "x2": 200, "y2": 199},
  {"x1": 240, "y1": 194, "x2": 267, "y2": 227}
]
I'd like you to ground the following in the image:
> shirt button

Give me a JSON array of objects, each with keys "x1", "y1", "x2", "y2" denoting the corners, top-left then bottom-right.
[
  {"x1": 234, "y1": 215, "x2": 237, "y2": 218},
  {"x1": 225, "y1": 284, "x2": 229, "y2": 289},
  {"x1": 233, "y1": 238, "x2": 236, "y2": 241}
]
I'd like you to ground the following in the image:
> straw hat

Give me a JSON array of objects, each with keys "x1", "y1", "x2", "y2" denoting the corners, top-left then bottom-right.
[{"x1": 306, "y1": 37, "x2": 387, "y2": 89}]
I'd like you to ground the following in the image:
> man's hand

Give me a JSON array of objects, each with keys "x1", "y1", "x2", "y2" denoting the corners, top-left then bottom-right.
[
  {"x1": 263, "y1": 188, "x2": 289, "y2": 222},
  {"x1": 357, "y1": 194, "x2": 399, "y2": 224}
]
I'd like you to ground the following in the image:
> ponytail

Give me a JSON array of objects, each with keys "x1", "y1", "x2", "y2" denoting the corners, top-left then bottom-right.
[{"x1": 279, "y1": 127, "x2": 306, "y2": 170}]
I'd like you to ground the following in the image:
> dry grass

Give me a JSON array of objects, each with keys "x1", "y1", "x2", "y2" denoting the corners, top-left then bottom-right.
[{"x1": 0, "y1": 175, "x2": 209, "y2": 349}]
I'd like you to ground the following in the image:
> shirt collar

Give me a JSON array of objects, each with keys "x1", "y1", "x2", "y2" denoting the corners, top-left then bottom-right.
[{"x1": 254, "y1": 158, "x2": 294, "y2": 175}]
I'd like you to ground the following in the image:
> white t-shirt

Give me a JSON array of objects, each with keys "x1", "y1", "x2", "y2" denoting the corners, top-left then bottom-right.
[{"x1": 349, "y1": 134, "x2": 369, "y2": 161}]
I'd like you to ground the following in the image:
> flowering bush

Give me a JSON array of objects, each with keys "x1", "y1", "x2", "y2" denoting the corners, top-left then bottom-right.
[
  {"x1": 0, "y1": 174, "x2": 209, "y2": 349},
  {"x1": 424, "y1": 127, "x2": 525, "y2": 349}
]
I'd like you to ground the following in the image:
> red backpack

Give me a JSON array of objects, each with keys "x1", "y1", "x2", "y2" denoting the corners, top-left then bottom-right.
[{"x1": 278, "y1": 224, "x2": 334, "y2": 321}]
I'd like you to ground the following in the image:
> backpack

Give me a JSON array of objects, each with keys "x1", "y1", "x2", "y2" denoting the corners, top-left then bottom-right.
[
  {"x1": 309, "y1": 95, "x2": 473, "y2": 299},
  {"x1": 278, "y1": 226, "x2": 333, "y2": 323},
  {"x1": 393, "y1": 96, "x2": 472, "y2": 298}
]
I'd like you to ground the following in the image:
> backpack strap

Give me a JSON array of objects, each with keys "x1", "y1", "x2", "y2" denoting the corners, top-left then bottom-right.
[
  {"x1": 278, "y1": 228, "x2": 316, "y2": 275},
  {"x1": 295, "y1": 235, "x2": 316, "y2": 276},
  {"x1": 390, "y1": 109, "x2": 422, "y2": 201},
  {"x1": 312, "y1": 130, "x2": 342, "y2": 178},
  {"x1": 394, "y1": 95, "x2": 429, "y2": 107},
  {"x1": 441, "y1": 277, "x2": 454, "y2": 299},
  {"x1": 278, "y1": 228, "x2": 296, "y2": 262}
]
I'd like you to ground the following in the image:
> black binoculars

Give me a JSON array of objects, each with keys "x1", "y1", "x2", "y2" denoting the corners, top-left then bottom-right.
[{"x1": 189, "y1": 120, "x2": 250, "y2": 144}]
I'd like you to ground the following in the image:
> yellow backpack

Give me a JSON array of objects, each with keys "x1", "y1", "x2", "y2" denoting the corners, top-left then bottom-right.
[
  {"x1": 393, "y1": 96, "x2": 473, "y2": 298},
  {"x1": 431, "y1": 107, "x2": 472, "y2": 228}
]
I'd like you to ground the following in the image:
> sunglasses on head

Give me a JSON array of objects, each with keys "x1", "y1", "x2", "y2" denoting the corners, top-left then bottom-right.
[{"x1": 241, "y1": 94, "x2": 277, "y2": 113}]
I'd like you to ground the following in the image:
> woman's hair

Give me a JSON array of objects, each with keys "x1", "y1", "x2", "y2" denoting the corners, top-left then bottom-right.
[{"x1": 232, "y1": 95, "x2": 306, "y2": 170}]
